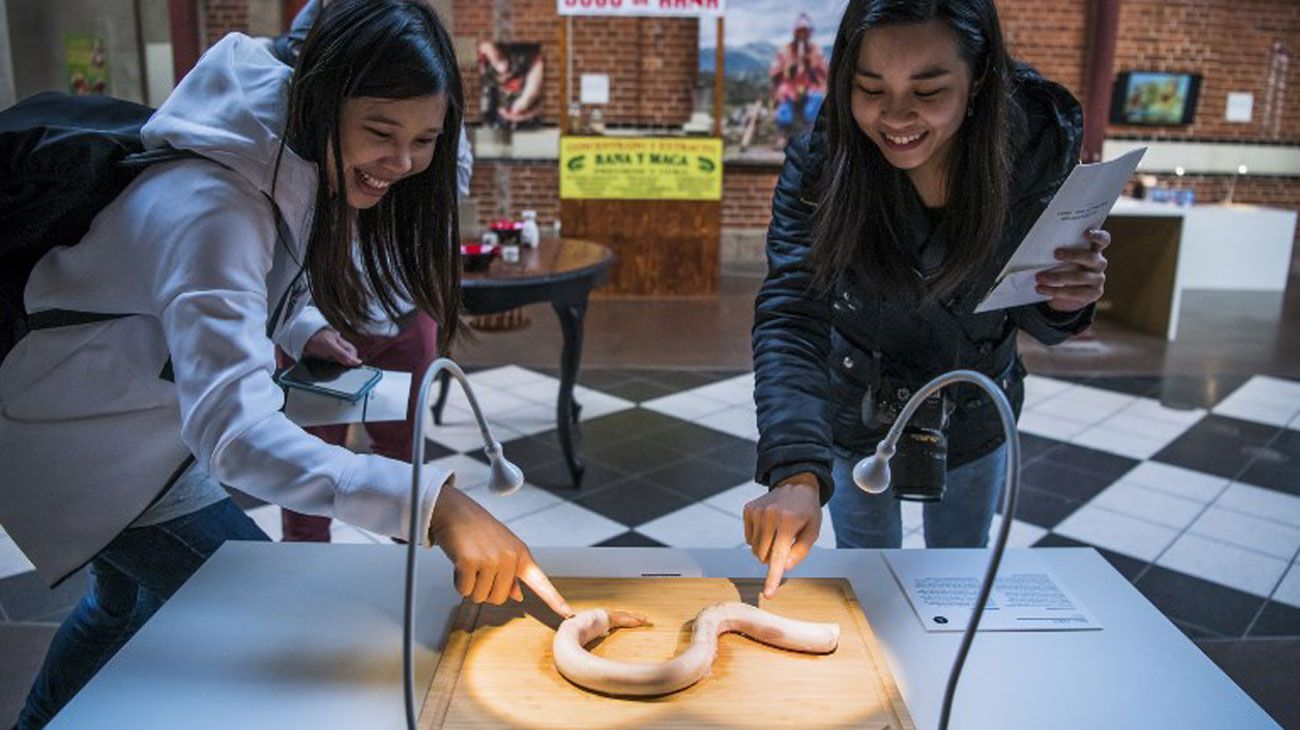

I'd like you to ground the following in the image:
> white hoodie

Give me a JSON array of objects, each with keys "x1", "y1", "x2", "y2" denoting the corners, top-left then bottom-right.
[{"x1": 0, "y1": 34, "x2": 451, "y2": 585}]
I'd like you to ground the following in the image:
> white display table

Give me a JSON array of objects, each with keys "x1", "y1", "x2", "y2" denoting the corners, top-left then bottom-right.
[
  {"x1": 47, "y1": 543, "x2": 1280, "y2": 729},
  {"x1": 1103, "y1": 199, "x2": 1297, "y2": 339}
]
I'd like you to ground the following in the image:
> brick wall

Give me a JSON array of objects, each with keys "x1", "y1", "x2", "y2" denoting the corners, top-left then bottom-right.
[{"x1": 203, "y1": 0, "x2": 250, "y2": 48}]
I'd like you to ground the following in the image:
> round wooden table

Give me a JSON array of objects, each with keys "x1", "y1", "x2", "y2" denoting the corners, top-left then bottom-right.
[{"x1": 434, "y1": 238, "x2": 615, "y2": 487}]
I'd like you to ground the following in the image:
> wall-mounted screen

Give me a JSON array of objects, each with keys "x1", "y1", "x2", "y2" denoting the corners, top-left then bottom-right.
[{"x1": 1110, "y1": 71, "x2": 1202, "y2": 126}]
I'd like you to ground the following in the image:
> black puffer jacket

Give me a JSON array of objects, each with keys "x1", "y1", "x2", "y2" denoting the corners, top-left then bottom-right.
[{"x1": 753, "y1": 65, "x2": 1092, "y2": 503}]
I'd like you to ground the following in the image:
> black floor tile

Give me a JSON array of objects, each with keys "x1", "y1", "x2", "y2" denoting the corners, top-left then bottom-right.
[
  {"x1": 1235, "y1": 430, "x2": 1300, "y2": 496},
  {"x1": 1020, "y1": 461, "x2": 1118, "y2": 503},
  {"x1": 595, "y1": 531, "x2": 667, "y2": 548},
  {"x1": 650, "y1": 420, "x2": 754, "y2": 459},
  {"x1": 1194, "y1": 637, "x2": 1300, "y2": 730},
  {"x1": 598, "y1": 379, "x2": 680, "y2": 403},
  {"x1": 1157, "y1": 373, "x2": 1253, "y2": 410},
  {"x1": 473, "y1": 434, "x2": 564, "y2": 473},
  {"x1": 1037, "y1": 442, "x2": 1140, "y2": 482},
  {"x1": 1075, "y1": 375, "x2": 1164, "y2": 398},
  {"x1": 574, "y1": 479, "x2": 695, "y2": 526},
  {"x1": 575, "y1": 368, "x2": 641, "y2": 390},
  {"x1": 0, "y1": 569, "x2": 90, "y2": 624},
  {"x1": 1012, "y1": 486, "x2": 1084, "y2": 530},
  {"x1": 1018, "y1": 432, "x2": 1064, "y2": 465},
  {"x1": 576, "y1": 408, "x2": 687, "y2": 450},
  {"x1": 1249, "y1": 601, "x2": 1300, "y2": 638},
  {"x1": 1032, "y1": 532, "x2": 1150, "y2": 581},
  {"x1": 1134, "y1": 564, "x2": 1265, "y2": 638},
  {"x1": 421, "y1": 439, "x2": 456, "y2": 462},
  {"x1": 1154, "y1": 415, "x2": 1283, "y2": 480},
  {"x1": 640, "y1": 456, "x2": 752, "y2": 501},
  {"x1": 1173, "y1": 618, "x2": 1224, "y2": 640},
  {"x1": 634, "y1": 369, "x2": 744, "y2": 393},
  {"x1": 699, "y1": 439, "x2": 758, "y2": 480},
  {"x1": 586, "y1": 438, "x2": 691, "y2": 478},
  {"x1": 526, "y1": 458, "x2": 628, "y2": 493}
]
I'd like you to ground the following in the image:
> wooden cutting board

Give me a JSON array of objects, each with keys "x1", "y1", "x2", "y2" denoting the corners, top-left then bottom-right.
[{"x1": 419, "y1": 577, "x2": 915, "y2": 729}]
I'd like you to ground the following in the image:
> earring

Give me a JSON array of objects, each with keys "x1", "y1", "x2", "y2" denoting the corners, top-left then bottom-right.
[{"x1": 966, "y1": 105, "x2": 975, "y2": 118}]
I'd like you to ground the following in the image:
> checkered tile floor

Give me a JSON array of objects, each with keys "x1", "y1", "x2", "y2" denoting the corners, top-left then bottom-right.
[{"x1": 2, "y1": 366, "x2": 1298, "y2": 641}]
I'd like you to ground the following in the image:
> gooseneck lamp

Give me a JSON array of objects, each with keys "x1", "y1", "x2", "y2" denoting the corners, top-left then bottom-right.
[
  {"x1": 404, "y1": 358, "x2": 525, "y2": 730},
  {"x1": 853, "y1": 369, "x2": 1021, "y2": 730}
]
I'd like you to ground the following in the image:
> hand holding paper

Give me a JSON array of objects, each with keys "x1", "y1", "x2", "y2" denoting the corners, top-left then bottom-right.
[{"x1": 975, "y1": 147, "x2": 1146, "y2": 313}]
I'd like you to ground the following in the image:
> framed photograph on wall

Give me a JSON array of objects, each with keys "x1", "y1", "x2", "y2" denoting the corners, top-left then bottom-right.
[
  {"x1": 479, "y1": 41, "x2": 545, "y2": 129},
  {"x1": 701, "y1": 2, "x2": 847, "y2": 162}
]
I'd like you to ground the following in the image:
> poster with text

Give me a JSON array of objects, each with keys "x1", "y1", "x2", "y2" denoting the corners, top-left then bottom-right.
[{"x1": 701, "y1": 2, "x2": 846, "y2": 162}]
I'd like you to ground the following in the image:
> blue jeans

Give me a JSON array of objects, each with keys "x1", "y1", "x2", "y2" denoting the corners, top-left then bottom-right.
[
  {"x1": 17, "y1": 498, "x2": 269, "y2": 729},
  {"x1": 828, "y1": 445, "x2": 1007, "y2": 548}
]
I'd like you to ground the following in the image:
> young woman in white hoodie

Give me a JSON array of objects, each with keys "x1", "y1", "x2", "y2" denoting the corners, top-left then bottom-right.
[{"x1": 1, "y1": 2, "x2": 571, "y2": 726}]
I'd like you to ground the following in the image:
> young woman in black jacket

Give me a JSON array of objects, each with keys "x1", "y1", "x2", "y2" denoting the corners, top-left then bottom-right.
[{"x1": 743, "y1": 0, "x2": 1108, "y2": 596}]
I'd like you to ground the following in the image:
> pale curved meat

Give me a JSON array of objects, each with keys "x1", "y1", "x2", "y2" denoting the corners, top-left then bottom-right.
[{"x1": 552, "y1": 603, "x2": 840, "y2": 696}]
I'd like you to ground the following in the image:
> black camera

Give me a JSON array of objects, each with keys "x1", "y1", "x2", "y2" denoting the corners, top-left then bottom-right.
[{"x1": 863, "y1": 383, "x2": 951, "y2": 502}]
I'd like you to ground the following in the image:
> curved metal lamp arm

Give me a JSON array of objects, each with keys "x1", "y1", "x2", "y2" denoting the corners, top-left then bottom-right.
[
  {"x1": 404, "y1": 358, "x2": 524, "y2": 730},
  {"x1": 852, "y1": 369, "x2": 1021, "y2": 730}
]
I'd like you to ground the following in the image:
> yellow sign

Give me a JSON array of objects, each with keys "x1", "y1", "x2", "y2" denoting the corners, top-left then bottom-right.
[{"x1": 560, "y1": 137, "x2": 722, "y2": 201}]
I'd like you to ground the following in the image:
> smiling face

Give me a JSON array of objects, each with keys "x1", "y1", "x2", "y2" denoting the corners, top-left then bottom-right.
[
  {"x1": 851, "y1": 20, "x2": 975, "y2": 200},
  {"x1": 331, "y1": 94, "x2": 447, "y2": 209}
]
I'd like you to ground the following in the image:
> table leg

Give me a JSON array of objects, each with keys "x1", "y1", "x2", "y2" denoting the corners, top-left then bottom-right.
[
  {"x1": 552, "y1": 298, "x2": 588, "y2": 488},
  {"x1": 432, "y1": 369, "x2": 451, "y2": 425}
]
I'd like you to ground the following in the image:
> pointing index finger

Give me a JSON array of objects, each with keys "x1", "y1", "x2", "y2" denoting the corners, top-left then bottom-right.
[{"x1": 518, "y1": 559, "x2": 574, "y2": 619}]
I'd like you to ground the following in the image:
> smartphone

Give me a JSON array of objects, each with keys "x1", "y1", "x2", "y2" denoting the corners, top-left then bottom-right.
[{"x1": 275, "y1": 358, "x2": 382, "y2": 402}]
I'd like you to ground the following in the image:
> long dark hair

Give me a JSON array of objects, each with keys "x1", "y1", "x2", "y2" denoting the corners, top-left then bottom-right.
[
  {"x1": 808, "y1": 0, "x2": 1012, "y2": 301},
  {"x1": 283, "y1": 0, "x2": 462, "y2": 349}
]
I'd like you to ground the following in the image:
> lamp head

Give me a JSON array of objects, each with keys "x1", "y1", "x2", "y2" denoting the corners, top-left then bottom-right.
[
  {"x1": 853, "y1": 444, "x2": 894, "y2": 495},
  {"x1": 484, "y1": 443, "x2": 525, "y2": 495}
]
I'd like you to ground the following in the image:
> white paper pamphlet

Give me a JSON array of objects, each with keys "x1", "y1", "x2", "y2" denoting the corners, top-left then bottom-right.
[
  {"x1": 884, "y1": 549, "x2": 1103, "y2": 632},
  {"x1": 975, "y1": 147, "x2": 1147, "y2": 313},
  {"x1": 284, "y1": 369, "x2": 411, "y2": 427}
]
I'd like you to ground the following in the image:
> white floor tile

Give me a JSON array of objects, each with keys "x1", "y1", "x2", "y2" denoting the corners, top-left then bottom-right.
[
  {"x1": 468, "y1": 365, "x2": 551, "y2": 390},
  {"x1": 1022, "y1": 375, "x2": 1075, "y2": 405},
  {"x1": 474, "y1": 483, "x2": 562, "y2": 523},
  {"x1": 427, "y1": 454, "x2": 494, "y2": 493},
  {"x1": 505, "y1": 501, "x2": 626, "y2": 548},
  {"x1": 469, "y1": 387, "x2": 533, "y2": 419},
  {"x1": 901, "y1": 500, "x2": 924, "y2": 532},
  {"x1": 637, "y1": 503, "x2": 747, "y2": 549},
  {"x1": 1054, "y1": 504, "x2": 1180, "y2": 561},
  {"x1": 703, "y1": 481, "x2": 765, "y2": 517},
  {"x1": 490, "y1": 402, "x2": 557, "y2": 437},
  {"x1": 245, "y1": 505, "x2": 283, "y2": 542},
  {"x1": 1188, "y1": 507, "x2": 1300, "y2": 560},
  {"x1": 643, "y1": 392, "x2": 732, "y2": 420},
  {"x1": 1089, "y1": 481, "x2": 1206, "y2": 530},
  {"x1": 509, "y1": 377, "x2": 563, "y2": 405},
  {"x1": 815, "y1": 508, "x2": 836, "y2": 549},
  {"x1": 1071, "y1": 425, "x2": 1169, "y2": 460},
  {"x1": 0, "y1": 535, "x2": 35, "y2": 579},
  {"x1": 1157, "y1": 533, "x2": 1289, "y2": 598},
  {"x1": 1274, "y1": 564, "x2": 1300, "y2": 609},
  {"x1": 1212, "y1": 399, "x2": 1298, "y2": 427},
  {"x1": 1095, "y1": 411, "x2": 1197, "y2": 442},
  {"x1": 1017, "y1": 411, "x2": 1090, "y2": 441},
  {"x1": 901, "y1": 531, "x2": 926, "y2": 549},
  {"x1": 695, "y1": 406, "x2": 759, "y2": 440},
  {"x1": 428, "y1": 420, "x2": 523, "y2": 452},
  {"x1": 987, "y1": 515, "x2": 1049, "y2": 548},
  {"x1": 1117, "y1": 462, "x2": 1230, "y2": 504},
  {"x1": 1121, "y1": 398, "x2": 1206, "y2": 427},
  {"x1": 687, "y1": 376, "x2": 755, "y2": 407},
  {"x1": 571, "y1": 387, "x2": 635, "y2": 420},
  {"x1": 1216, "y1": 483, "x2": 1300, "y2": 528}
]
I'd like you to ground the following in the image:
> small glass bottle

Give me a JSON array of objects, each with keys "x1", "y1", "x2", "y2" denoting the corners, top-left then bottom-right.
[{"x1": 520, "y1": 210, "x2": 540, "y2": 248}]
